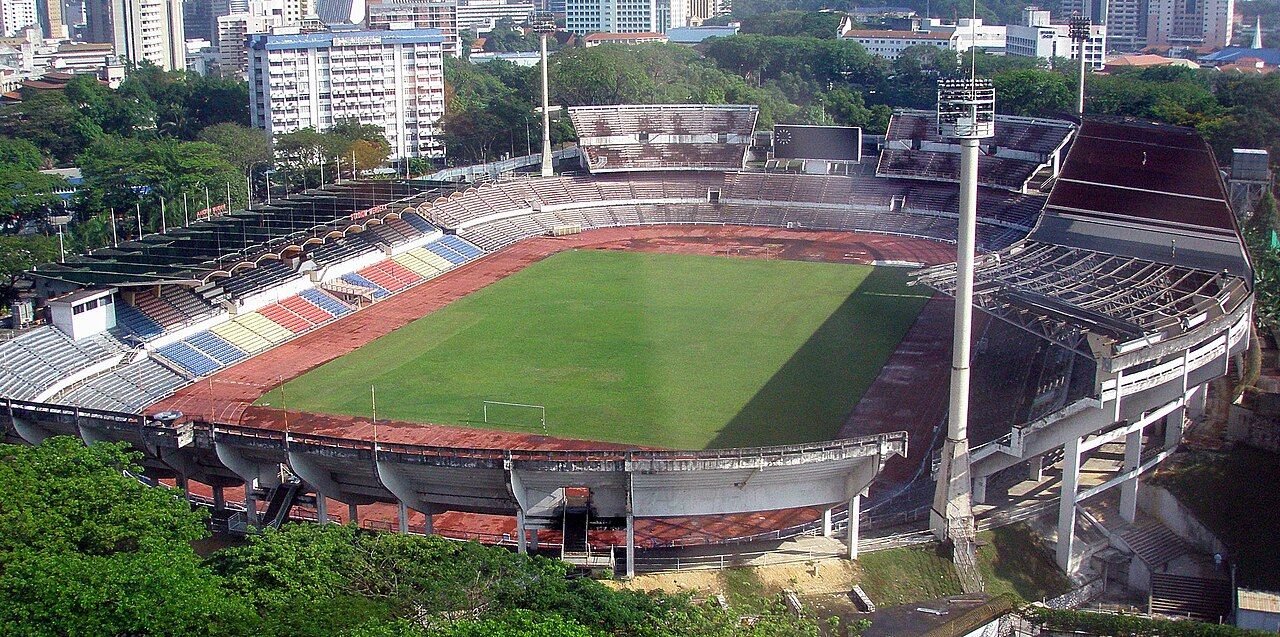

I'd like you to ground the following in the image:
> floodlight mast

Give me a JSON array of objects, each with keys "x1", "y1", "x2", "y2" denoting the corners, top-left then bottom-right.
[
  {"x1": 533, "y1": 12, "x2": 556, "y2": 177},
  {"x1": 932, "y1": 78, "x2": 994, "y2": 588},
  {"x1": 1069, "y1": 14, "x2": 1091, "y2": 116}
]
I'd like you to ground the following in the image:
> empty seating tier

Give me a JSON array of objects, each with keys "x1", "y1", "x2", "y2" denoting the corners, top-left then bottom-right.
[
  {"x1": 56, "y1": 358, "x2": 187, "y2": 414},
  {"x1": 299, "y1": 289, "x2": 353, "y2": 316},
  {"x1": 186, "y1": 331, "x2": 246, "y2": 365},
  {"x1": 156, "y1": 341, "x2": 220, "y2": 376}
]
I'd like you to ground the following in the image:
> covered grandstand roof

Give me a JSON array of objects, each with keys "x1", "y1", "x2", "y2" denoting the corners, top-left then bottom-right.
[
  {"x1": 1031, "y1": 117, "x2": 1249, "y2": 277},
  {"x1": 916, "y1": 118, "x2": 1252, "y2": 362},
  {"x1": 29, "y1": 180, "x2": 460, "y2": 288}
]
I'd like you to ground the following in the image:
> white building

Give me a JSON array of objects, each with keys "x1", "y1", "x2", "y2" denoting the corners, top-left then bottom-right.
[
  {"x1": 365, "y1": 0, "x2": 459, "y2": 56},
  {"x1": 1006, "y1": 8, "x2": 1107, "y2": 70},
  {"x1": 1147, "y1": 0, "x2": 1232, "y2": 48},
  {"x1": 838, "y1": 27, "x2": 953, "y2": 60},
  {"x1": 113, "y1": 0, "x2": 186, "y2": 70},
  {"x1": 248, "y1": 26, "x2": 446, "y2": 160},
  {"x1": 1, "y1": 0, "x2": 37, "y2": 37},
  {"x1": 566, "y1": 0, "x2": 684, "y2": 35},
  {"x1": 923, "y1": 17, "x2": 1005, "y2": 52},
  {"x1": 454, "y1": 0, "x2": 533, "y2": 34}
]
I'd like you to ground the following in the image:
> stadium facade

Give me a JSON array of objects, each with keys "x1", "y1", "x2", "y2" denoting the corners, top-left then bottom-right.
[{"x1": 3, "y1": 104, "x2": 1253, "y2": 577}]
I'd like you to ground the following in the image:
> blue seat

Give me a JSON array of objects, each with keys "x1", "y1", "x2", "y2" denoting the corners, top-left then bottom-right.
[
  {"x1": 404, "y1": 214, "x2": 437, "y2": 234},
  {"x1": 441, "y1": 235, "x2": 484, "y2": 259},
  {"x1": 341, "y1": 273, "x2": 390, "y2": 299},
  {"x1": 156, "y1": 341, "x2": 219, "y2": 376},
  {"x1": 115, "y1": 304, "x2": 164, "y2": 339},
  {"x1": 300, "y1": 289, "x2": 352, "y2": 316},
  {"x1": 186, "y1": 331, "x2": 246, "y2": 365},
  {"x1": 426, "y1": 242, "x2": 466, "y2": 265}
]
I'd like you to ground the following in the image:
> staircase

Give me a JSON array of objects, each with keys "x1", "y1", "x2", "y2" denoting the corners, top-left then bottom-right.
[
  {"x1": 561, "y1": 508, "x2": 589, "y2": 560},
  {"x1": 1118, "y1": 519, "x2": 1191, "y2": 569},
  {"x1": 261, "y1": 482, "x2": 302, "y2": 529},
  {"x1": 1149, "y1": 573, "x2": 1232, "y2": 622}
]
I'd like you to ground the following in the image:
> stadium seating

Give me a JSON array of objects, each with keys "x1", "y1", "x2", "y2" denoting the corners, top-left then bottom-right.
[
  {"x1": 309, "y1": 234, "x2": 380, "y2": 266},
  {"x1": 114, "y1": 303, "x2": 164, "y2": 339},
  {"x1": 235, "y1": 313, "x2": 293, "y2": 344},
  {"x1": 210, "y1": 319, "x2": 274, "y2": 355},
  {"x1": 299, "y1": 289, "x2": 353, "y2": 317},
  {"x1": 258, "y1": 303, "x2": 313, "y2": 334},
  {"x1": 56, "y1": 358, "x2": 187, "y2": 413},
  {"x1": 402, "y1": 213, "x2": 438, "y2": 235},
  {"x1": 357, "y1": 261, "x2": 420, "y2": 293},
  {"x1": 569, "y1": 105, "x2": 758, "y2": 172},
  {"x1": 340, "y1": 273, "x2": 391, "y2": 299},
  {"x1": 156, "y1": 341, "x2": 220, "y2": 376},
  {"x1": 186, "y1": 331, "x2": 246, "y2": 365},
  {"x1": 426, "y1": 242, "x2": 468, "y2": 266},
  {"x1": 391, "y1": 251, "x2": 444, "y2": 278},
  {"x1": 0, "y1": 327, "x2": 126, "y2": 401}
]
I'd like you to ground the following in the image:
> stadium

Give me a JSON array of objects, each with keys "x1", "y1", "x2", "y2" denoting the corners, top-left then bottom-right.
[{"x1": 0, "y1": 103, "x2": 1253, "y2": 581}]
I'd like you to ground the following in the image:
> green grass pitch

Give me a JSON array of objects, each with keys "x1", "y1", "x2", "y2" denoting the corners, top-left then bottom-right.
[{"x1": 257, "y1": 250, "x2": 930, "y2": 449}]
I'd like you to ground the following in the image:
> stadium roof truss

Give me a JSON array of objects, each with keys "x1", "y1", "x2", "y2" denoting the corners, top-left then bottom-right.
[
  {"x1": 29, "y1": 181, "x2": 460, "y2": 288},
  {"x1": 913, "y1": 241, "x2": 1250, "y2": 365}
]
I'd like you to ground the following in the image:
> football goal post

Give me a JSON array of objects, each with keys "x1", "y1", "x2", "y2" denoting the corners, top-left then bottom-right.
[{"x1": 482, "y1": 400, "x2": 547, "y2": 434}]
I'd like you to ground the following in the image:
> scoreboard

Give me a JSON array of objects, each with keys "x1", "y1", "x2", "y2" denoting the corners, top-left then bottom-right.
[{"x1": 773, "y1": 125, "x2": 862, "y2": 162}]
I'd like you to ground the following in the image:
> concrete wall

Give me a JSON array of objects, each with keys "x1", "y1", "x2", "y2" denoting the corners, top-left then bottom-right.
[{"x1": 1138, "y1": 484, "x2": 1227, "y2": 556}]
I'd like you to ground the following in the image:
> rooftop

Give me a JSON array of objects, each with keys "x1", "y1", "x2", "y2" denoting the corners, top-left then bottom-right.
[{"x1": 841, "y1": 29, "x2": 952, "y2": 40}]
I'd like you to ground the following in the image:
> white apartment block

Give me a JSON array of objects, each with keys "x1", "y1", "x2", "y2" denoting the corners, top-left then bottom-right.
[
  {"x1": 248, "y1": 26, "x2": 446, "y2": 159},
  {"x1": 566, "y1": 0, "x2": 685, "y2": 35},
  {"x1": 365, "y1": 0, "x2": 459, "y2": 56},
  {"x1": 1006, "y1": 8, "x2": 1107, "y2": 69},
  {"x1": 838, "y1": 27, "x2": 953, "y2": 60},
  {"x1": 1, "y1": 0, "x2": 37, "y2": 37},
  {"x1": 113, "y1": 0, "x2": 185, "y2": 70},
  {"x1": 924, "y1": 18, "x2": 1006, "y2": 52},
  {"x1": 454, "y1": 0, "x2": 533, "y2": 34}
]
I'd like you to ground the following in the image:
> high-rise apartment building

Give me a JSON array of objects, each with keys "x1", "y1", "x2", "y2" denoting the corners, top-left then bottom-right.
[
  {"x1": 35, "y1": 0, "x2": 66, "y2": 38},
  {"x1": 565, "y1": 0, "x2": 684, "y2": 34},
  {"x1": 452, "y1": 0, "x2": 533, "y2": 34},
  {"x1": 1146, "y1": 0, "x2": 1232, "y2": 48},
  {"x1": 112, "y1": 0, "x2": 185, "y2": 69},
  {"x1": 315, "y1": 0, "x2": 362, "y2": 22},
  {"x1": 1, "y1": 0, "x2": 38, "y2": 37},
  {"x1": 83, "y1": 0, "x2": 111, "y2": 42},
  {"x1": 365, "y1": 0, "x2": 458, "y2": 55},
  {"x1": 247, "y1": 26, "x2": 446, "y2": 159}
]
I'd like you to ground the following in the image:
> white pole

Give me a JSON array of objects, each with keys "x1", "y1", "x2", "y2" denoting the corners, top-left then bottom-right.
[
  {"x1": 1077, "y1": 38, "x2": 1087, "y2": 116},
  {"x1": 57, "y1": 226, "x2": 64, "y2": 263},
  {"x1": 951, "y1": 136, "x2": 979, "y2": 451},
  {"x1": 109, "y1": 207, "x2": 118, "y2": 246},
  {"x1": 539, "y1": 32, "x2": 553, "y2": 177},
  {"x1": 183, "y1": 192, "x2": 189, "y2": 226},
  {"x1": 160, "y1": 198, "x2": 166, "y2": 233},
  {"x1": 135, "y1": 203, "x2": 142, "y2": 237}
]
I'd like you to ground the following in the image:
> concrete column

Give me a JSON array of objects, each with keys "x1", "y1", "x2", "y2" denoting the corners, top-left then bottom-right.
[
  {"x1": 539, "y1": 32, "x2": 553, "y2": 177},
  {"x1": 625, "y1": 514, "x2": 636, "y2": 579},
  {"x1": 397, "y1": 501, "x2": 409, "y2": 534},
  {"x1": 516, "y1": 509, "x2": 527, "y2": 554},
  {"x1": 421, "y1": 504, "x2": 434, "y2": 535},
  {"x1": 1056, "y1": 436, "x2": 1082, "y2": 572},
  {"x1": 245, "y1": 485, "x2": 260, "y2": 527},
  {"x1": 822, "y1": 507, "x2": 834, "y2": 537},
  {"x1": 848, "y1": 495, "x2": 861, "y2": 561},
  {"x1": 1028, "y1": 455, "x2": 1044, "y2": 482},
  {"x1": 1119, "y1": 429, "x2": 1143, "y2": 523},
  {"x1": 529, "y1": 529, "x2": 539, "y2": 551},
  {"x1": 348, "y1": 503, "x2": 358, "y2": 526},
  {"x1": 212, "y1": 485, "x2": 225, "y2": 511},
  {"x1": 1187, "y1": 383, "x2": 1208, "y2": 420},
  {"x1": 972, "y1": 476, "x2": 988, "y2": 505},
  {"x1": 176, "y1": 475, "x2": 189, "y2": 502},
  {"x1": 316, "y1": 494, "x2": 328, "y2": 524},
  {"x1": 1164, "y1": 406, "x2": 1186, "y2": 450}
]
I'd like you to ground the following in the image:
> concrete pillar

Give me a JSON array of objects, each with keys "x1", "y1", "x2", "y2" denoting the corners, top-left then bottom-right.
[
  {"x1": 1056, "y1": 436, "x2": 1082, "y2": 572},
  {"x1": 1164, "y1": 406, "x2": 1186, "y2": 450},
  {"x1": 315, "y1": 494, "x2": 328, "y2": 524},
  {"x1": 245, "y1": 485, "x2": 260, "y2": 527},
  {"x1": 176, "y1": 475, "x2": 189, "y2": 502},
  {"x1": 822, "y1": 507, "x2": 834, "y2": 537},
  {"x1": 516, "y1": 509, "x2": 527, "y2": 554},
  {"x1": 1187, "y1": 383, "x2": 1208, "y2": 420},
  {"x1": 212, "y1": 485, "x2": 225, "y2": 511},
  {"x1": 1028, "y1": 455, "x2": 1044, "y2": 482},
  {"x1": 1119, "y1": 429, "x2": 1142, "y2": 523},
  {"x1": 972, "y1": 476, "x2": 988, "y2": 505},
  {"x1": 529, "y1": 529, "x2": 539, "y2": 551},
  {"x1": 397, "y1": 501, "x2": 409, "y2": 534},
  {"x1": 421, "y1": 504, "x2": 434, "y2": 535},
  {"x1": 348, "y1": 503, "x2": 358, "y2": 526},
  {"x1": 625, "y1": 514, "x2": 636, "y2": 579},
  {"x1": 848, "y1": 495, "x2": 861, "y2": 561}
]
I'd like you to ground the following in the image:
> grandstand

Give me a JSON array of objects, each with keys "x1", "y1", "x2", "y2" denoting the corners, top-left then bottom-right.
[
  {"x1": 878, "y1": 110, "x2": 1075, "y2": 192},
  {"x1": 0, "y1": 106, "x2": 1256, "y2": 581},
  {"x1": 570, "y1": 104, "x2": 758, "y2": 172}
]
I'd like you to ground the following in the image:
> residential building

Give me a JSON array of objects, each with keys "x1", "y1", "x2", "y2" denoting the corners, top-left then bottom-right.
[
  {"x1": 35, "y1": 0, "x2": 65, "y2": 38},
  {"x1": 1060, "y1": 0, "x2": 1146, "y2": 51},
  {"x1": 1005, "y1": 7, "x2": 1107, "y2": 70},
  {"x1": 566, "y1": 0, "x2": 678, "y2": 35},
  {"x1": 837, "y1": 27, "x2": 952, "y2": 60},
  {"x1": 185, "y1": 36, "x2": 216, "y2": 73},
  {"x1": 454, "y1": 0, "x2": 533, "y2": 33},
  {"x1": 216, "y1": 11, "x2": 270, "y2": 77},
  {"x1": 1146, "y1": 0, "x2": 1232, "y2": 48},
  {"x1": 113, "y1": 0, "x2": 186, "y2": 70},
  {"x1": 247, "y1": 25, "x2": 446, "y2": 159},
  {"x1": 581, "y1": 30, "x2": 664, "y2": 45},
  {"x1": 315, "y1": 0, "x2": 362, "y2": 22},
  {"x1": 82, "y1": 0, "x2": 110, "y2": 42},
  {"x1": 1, "y1": 0, "x2": 37, "y2": 37},
  {"x1": 653, "y1": 0, "x2": 683, "y2": 34},
  {"x1": 365, "y1": 0, "x2": 459, "y2": 56}
]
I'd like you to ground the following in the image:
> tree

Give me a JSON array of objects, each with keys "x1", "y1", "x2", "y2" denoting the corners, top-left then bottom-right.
[
  {"x1": 549, "y1": 46, "x2": 655, "y2": 106},
  {"x1": 0, "y1": 234, "x2": 58, "y2": 304},
  {"x1": 0, "y1": 91, "x2": 105, "y2": 164},
  {"x1": 991, "y1": 69, "x2": 1073, "y2": 117},
  {"x1": 0, "y1": 438, "x2": 253, "y2": 636},
  {"x1": 0, "y1": 137, "x2": 45, "y2": 170},
  {"x1": 0, "y1": 168, "x2": 67, "y2": 231},
  {"x1": 198, "y1": 122, "x2": 272, "y2": 171}
]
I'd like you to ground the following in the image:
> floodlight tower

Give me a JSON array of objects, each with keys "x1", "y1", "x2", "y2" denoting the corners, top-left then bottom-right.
[
  {"x1": 931, "y1": 78, "x2": 995, "y2": 569},
  {"x1": 1069, "y1": 14, "x2": 1091, "y2": 116},
  {"x1": 533, "y1": 12, "x2": 557, "y2": 177}
]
